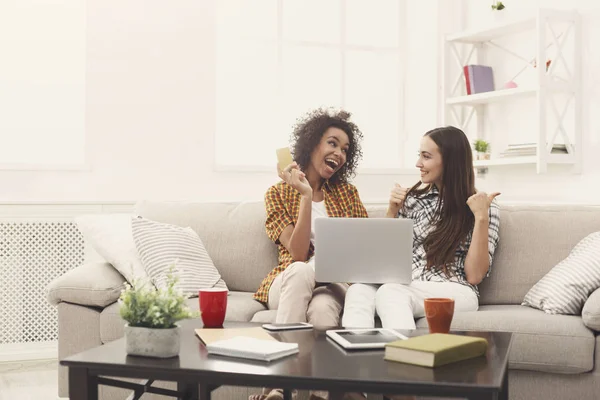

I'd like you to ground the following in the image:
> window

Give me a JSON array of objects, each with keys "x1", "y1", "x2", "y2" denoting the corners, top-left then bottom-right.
[
  {"x1": 215, "y1": 0, "x2": 407, "y2": 170},
  {"x1": 0, "y1": 1, "x2": 85, "y2": 169}
]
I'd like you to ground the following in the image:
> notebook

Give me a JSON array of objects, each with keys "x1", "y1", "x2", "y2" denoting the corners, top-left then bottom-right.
[
  {"x1": 195, "y1": 327, "x2": 275, "y2": 345},
  {"x1": 205, "y1": 336, "x2": 299, "y2": 362},
  {"x1": 384, "y1": 333, "x2": 488, "y2": 367}
]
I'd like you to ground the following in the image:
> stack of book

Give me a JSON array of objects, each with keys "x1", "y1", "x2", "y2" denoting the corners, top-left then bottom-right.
[{"x1": 499, "y1": 143, "x2": 569, "y2": 158}]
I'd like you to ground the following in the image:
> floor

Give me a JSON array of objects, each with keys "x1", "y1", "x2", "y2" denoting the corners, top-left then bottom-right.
[{"x1": 0, "y1": 360, "x2": 58, "y2": 400}]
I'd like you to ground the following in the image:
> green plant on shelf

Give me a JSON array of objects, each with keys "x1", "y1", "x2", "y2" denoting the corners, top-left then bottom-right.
[
  {"x1": 474, "y1": 139, "x2": 490, "y2": 154},
  {"x1": 491, "y1": 1, "x2": 505, "y2": 11}
]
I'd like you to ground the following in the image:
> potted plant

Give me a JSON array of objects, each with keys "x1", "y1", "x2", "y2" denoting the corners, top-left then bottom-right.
[
  {"x1": 474, "y1": 139, "x2": 491, "y2": 160},
  {"x1": 491, "y1": 1, "x2": 505, "y2": 11},
  {"x1": 119, "y1": 263, "x2": 198, "y2": 358}
]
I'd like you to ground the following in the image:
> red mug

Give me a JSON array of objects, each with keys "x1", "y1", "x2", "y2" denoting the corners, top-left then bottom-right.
[
  {"x1": 199, "y1": 288, "x2": 228, "y2": 328},
  {"x1": 424, "y1": 298, "x2": 455, "y2": 334}
]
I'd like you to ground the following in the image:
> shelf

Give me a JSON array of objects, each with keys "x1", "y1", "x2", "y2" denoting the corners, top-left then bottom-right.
[
  {"x1": 474, "y1": 156, "x2": 536, "y2": 167},
  {"x1": 446, "y1": 17, "x2": 536, "y2": 44},
  {"x1": 443, "y1": 8, "x2": 582, "y2": 174},
  {"x1": 446, "y1": 87, "x2": 537, "y2": 106},
  {"x1": 474, "y1": 154, "x2": 576, "y2": 168}
]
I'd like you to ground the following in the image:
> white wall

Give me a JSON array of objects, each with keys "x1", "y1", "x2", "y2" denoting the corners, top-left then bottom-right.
[
  {"x1": 1, "y1": 0, "x2": 597, "y2": 204},
  {"x1": 464, "y1": 0, "x2": 600, "y2": 204}
]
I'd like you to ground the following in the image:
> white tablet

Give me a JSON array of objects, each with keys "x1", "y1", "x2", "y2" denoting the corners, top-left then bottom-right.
[{"x1": 326, "y1": 328, "x2": 407, "y2": 350}]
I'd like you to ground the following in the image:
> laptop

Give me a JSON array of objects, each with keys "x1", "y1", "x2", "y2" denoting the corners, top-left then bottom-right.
[{"x1": 314, "y1": 218, "x2": 413, "y2": 284}]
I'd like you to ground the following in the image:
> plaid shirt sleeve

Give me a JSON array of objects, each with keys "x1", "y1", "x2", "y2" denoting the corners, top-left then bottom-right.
[
  {"x1": 486, "y1": 199, "x2": 501, "y2": 276},
  {"x1": 264, "y1": 184, "x2": 294, "y2": 244},
  {"x1": 350, "y1": 184, "x2": 368, "y2": 218}
]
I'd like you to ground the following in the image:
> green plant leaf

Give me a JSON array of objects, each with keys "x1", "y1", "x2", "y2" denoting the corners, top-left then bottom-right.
[{"x1": 118, "y1": 262, "x2": 199, "y2": 329}]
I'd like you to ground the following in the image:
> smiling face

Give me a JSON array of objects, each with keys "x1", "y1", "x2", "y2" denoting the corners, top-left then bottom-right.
[
  {"x1": 416, "y1": 136, "x2": 444, "y2": 188},
  {"x1": 306, "y1": 127, "x2": 349, "y2": 181}
]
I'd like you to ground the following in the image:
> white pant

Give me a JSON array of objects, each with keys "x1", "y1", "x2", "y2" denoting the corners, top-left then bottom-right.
[
  {"x1": 342, "y1": 281, "x2": 479, "y2": 329},
  {"x1": 268, "y1": 262, "x2": 348, "y2": 328}
]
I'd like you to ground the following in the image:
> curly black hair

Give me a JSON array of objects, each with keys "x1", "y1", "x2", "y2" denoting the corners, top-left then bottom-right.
[{"x1": 290, "y1": 108, "x2": 364, "y2": 185}]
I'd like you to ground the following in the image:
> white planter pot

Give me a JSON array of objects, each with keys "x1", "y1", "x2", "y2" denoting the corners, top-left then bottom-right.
[{"x1": 124, "y1": 324, "x2": 181, "y2": 358}]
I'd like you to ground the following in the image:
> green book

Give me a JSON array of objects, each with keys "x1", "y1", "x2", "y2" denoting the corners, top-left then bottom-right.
[{"x1": 384, "y1": 333, "x2": 488, "y2": 368}]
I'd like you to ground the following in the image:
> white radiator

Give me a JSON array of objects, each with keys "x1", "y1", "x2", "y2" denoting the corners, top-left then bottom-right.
[{"x1": 0, "y1": 202, "x2": 133, "y2": 362}]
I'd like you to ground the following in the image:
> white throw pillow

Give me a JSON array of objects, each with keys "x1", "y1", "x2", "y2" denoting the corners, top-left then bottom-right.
[
  {"x1": 522, "y1": 231, "x2": 600, "y2": 315},
  {"x1": 75, "y1": 214, "x2": 150, "y2": 285},
  {"x1": 131, "y1": 217, "x2": 227, "y2": 296}
]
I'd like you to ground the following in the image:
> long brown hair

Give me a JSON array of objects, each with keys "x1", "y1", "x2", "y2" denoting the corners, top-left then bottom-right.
[{"x1": 407, "y1": 126, "x2": 476, "y2": 276}]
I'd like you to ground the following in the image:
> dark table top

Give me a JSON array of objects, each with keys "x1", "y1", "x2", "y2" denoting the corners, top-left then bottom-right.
[{"x1": 61, "y1": 319, "x2": 512, "y2": 395}]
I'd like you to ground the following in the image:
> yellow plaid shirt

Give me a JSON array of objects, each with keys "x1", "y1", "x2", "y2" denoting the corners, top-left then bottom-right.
[{"x1": 253, "y1": 180, "x2": 368, "y2": 303}]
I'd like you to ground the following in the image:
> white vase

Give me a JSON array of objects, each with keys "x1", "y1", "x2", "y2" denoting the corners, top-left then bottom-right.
[{"x1": 124, "y1": 324, "x2": 181, "y2": 358}]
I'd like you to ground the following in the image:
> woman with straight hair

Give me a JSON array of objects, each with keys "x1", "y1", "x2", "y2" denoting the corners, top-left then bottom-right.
[{"x1": 342, "y1": 126, "x2": 501, "y2": 329}]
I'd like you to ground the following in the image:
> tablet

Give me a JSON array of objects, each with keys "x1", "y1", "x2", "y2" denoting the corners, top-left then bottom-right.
[{"x1": 326, "y1": 328, "x2": 407, "y2": 350}]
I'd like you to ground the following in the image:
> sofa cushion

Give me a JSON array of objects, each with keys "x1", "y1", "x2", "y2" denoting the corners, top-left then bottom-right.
[
  {"x1": 75, "y1": 214, "x2": 150, "y2": 285},
  {"x1": 99, "y1": 291, "x2": 266, "y2": 344},
  {"x1": 478, "y1": 205, "x2": 600, "y2": 305},
  {"x1": 415, "y1": 305, "x2": 595, "y2": 374},
  {"x1": 131, "y1": 217, "x2": 227, "y2": 295},
  {"x1": 522, "y1": 231, "x2": 600, "y2": 315},
  {"x1": 46, "y1": 262, "x2": 126, "y2": 307},
  {"x1": 135, "y1": 201, "x2": 277, "y2": 293},
  {"x1": 583, "y1": 288, "x2": 600, "y2": 331}
]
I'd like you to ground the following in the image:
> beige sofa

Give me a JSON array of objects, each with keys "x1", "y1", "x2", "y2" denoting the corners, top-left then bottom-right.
[{"x1": 47, "y1": 201, "x2": 600, "y2": 400}]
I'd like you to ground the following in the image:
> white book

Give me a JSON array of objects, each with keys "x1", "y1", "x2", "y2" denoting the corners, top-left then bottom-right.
[{"x1": 205, "y1": 336, "x2": 299, "y2": 362}]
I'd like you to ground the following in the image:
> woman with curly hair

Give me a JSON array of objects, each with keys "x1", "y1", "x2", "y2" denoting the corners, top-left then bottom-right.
[
  {"x1": 250, "y1": 108, "x2": 367, "y2": 400},
  {"x1": 342, "y1": 126, "x2": 501, "y2": 330},
  {"x1": 253, "y1": 108, "x2": 367, "y2": 327}
]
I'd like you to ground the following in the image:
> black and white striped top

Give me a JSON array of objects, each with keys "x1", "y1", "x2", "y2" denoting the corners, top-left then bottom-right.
[{"x1": 398, "y1": 186, "x2": 501, "y2": 295}]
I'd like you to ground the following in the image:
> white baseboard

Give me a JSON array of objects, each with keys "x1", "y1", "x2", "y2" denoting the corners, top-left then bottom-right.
[{"x1": 0, "y1": 341, "x2": 57, "y2": 363}]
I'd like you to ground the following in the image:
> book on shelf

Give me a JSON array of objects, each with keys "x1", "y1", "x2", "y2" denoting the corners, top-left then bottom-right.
[
  {"x1": 205, "y1": 336, "x2": 299, "y2": 362},
  {"x1": 499, "y1": 143, "x2": 569, "y2": 157},
  {"x1": 384, "y1": 333, "x2": 488, "y2": 368},
  {"x1": 463, "y1": 65, "x2": 494, "y2": 95}
]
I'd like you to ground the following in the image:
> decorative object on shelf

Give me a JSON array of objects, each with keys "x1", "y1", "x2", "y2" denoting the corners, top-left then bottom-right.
[
  {"x1": 474, "y1": 139, "x2": 491, "y2": 160},
  {"x1": 491, "y1": 1, "x2": 505, "y2": 11},
  {"x1": 532, "y1": 59, "x2": 552, "y2": 71},
  {"x1": 119, "y1": 262, "x2": 198, "y2": 358},
  {"x1": 503, "y1": 80, "x2": 518, "y2": 89}
]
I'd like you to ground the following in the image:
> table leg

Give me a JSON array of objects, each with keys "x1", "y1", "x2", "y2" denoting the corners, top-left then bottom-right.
[
  {"x1": 68, "y1": 367, "x2": 98, "y2": 400},
  {"x1": 499, "y1": 371, "x2": 509, "y2": 400},
  {"x1": 177, "y1": 382, "x2": 200, "y2": 400}
]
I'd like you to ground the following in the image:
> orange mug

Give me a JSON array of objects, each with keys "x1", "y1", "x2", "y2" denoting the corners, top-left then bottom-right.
[{"x1": 424, "y1": 298, "x2": 455, "y2": 334}]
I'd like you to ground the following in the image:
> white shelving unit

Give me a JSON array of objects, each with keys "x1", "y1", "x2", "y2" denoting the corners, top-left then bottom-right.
[{"x1": 442, "y1": 9, "x2": 582, "y2": 173}]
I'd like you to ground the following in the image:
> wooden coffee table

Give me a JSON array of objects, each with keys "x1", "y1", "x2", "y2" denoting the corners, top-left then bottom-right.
[{"x1": 61, "y1": 320, "x2": 512, "y2": 400}]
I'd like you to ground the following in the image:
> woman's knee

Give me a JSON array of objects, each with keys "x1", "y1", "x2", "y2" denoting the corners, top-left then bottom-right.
[
  {"x1": 307, "y1": 289, "x2": 343, "y2": 328},
  {"x1": 375, "y1": 284, "x2": 412, "y2": 305},
  {"x1": 346, "y1": 283, "x2": 377, "y2": 302},
  {"x1": 282, "y1": 261, "x2": 315, "y2": 284}
]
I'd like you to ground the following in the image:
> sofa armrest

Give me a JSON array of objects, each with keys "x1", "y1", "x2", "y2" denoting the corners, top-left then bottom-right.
[
  {"x1": 46, "y1": 262, "x2": 126, "y2": 307},
  {"x1": 582, "y1": 288, "x2": 600, "y2": 332}
]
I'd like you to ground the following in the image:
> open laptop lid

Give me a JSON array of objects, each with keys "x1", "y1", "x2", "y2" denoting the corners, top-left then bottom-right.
[{"x1": 314, "y1": 218, "x2": 413, "y2": 284}]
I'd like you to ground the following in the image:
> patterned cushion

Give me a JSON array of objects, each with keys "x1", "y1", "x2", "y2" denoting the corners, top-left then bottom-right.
[
  {"x1": 131, "y1": 217, "x2": 227, "y2": 296},
  {"x1": 522, "y1": 231, "x2": 600, "y2": 314}
]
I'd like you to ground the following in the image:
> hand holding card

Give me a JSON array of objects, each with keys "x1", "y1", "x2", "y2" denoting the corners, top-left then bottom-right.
[
  {"x1": 276, "y1": 147, "x2": 312, "y2": 196},
  {"x1": 276, "y1": 147, "x2": 294, "y2": 171}
]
